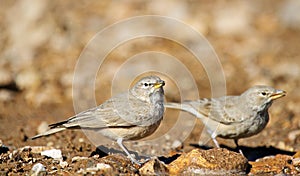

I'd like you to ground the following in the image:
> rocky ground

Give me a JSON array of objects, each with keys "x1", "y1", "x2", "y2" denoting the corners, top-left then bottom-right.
[{"x1": 1, "y1": 0, "x2": 300, "y2": 175}]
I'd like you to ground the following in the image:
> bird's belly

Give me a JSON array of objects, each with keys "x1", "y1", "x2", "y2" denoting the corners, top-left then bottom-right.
[
  {"x1": 217, "y1": 117, "x2": 269, "y2": 139},
  {"x1": 99, "y1": 120, "x2": 162, "y2": 141}
]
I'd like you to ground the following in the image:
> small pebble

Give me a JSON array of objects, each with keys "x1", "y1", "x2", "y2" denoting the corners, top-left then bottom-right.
[
  {"x1": 71, "y1": 156, "x2": 88, "y2": 162},
  {"x1": 37, "y1": 121, "x2": 49, "y2": 134},
  {"x1": 164, "y1": 134, "x2": 171, "y2": 141},
  {"x1": 46, "y1": 141, "x2": 54, "y2": 147},
  {"x1": 288, "y1": 130, "x2": 300, "y2": 142},
  {"x1": 76, "y1": 168, "x2": 84, "y2": 174},
  {"x1": 85, "y1": 163, "x2": 112, "y2": 174},
  {"x1": 31, "y1": 163, "x2": 46, "y2": 176},
  {"x1": 59, "y1": 160, "x2": 68, "y2": 168},
  {"x1": 78, "y1": 138, "x2": 84, "y2": 143},
  {"x1": 171, "y1": 140, "x2": 183, "y2": 149},
  {"x1": 60, "y1": 72, "x2": 73, "y2": 88},
  {"x1": 21, "y1": 146, "x2": 31, "y2": 152},
  {"x1": 9, "y1": 153, "x2": 13, "y2": 159},
  {"x1": 41, "y1": 149, "x2": 62, "y2": 160},
  {"x1": 15, "y1": 69, "x2": 41, "y2": 90},
  {"x1": 277, "y1": 141, "x2": 287, "y2": 150},
  {"x1": 0, "y1": 90, "x2": 15, "y2": 102},
  {"x1": 86, "y1": 167, "x2": 98, "y2": 172},
  {"x1": 292, "y1": 158, "x2": 300, "y2": 165},
  {"x1": 96, "y1": 163, "x2": 112, "y2": 170},
  {"x1": 92, "y1": 154, "x2": 100, "y2": 159},
  {"x1": 0, "y1": 69, "x2": 13, "y2": 86}
]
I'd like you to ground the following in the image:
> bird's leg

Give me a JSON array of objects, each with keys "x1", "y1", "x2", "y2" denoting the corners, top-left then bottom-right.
[
  {"x1": 211, "y1": 133, "x2": 220, "y2": 148},
  {"x1": 212, "y1": 138, "x2": 220, "y2": 148},
  {"x1": 234, "y1": 139, "x2": 244, "y2": 155},
  {"x1": 116, "y1": 138, "x2": 141, "y2": 165}
]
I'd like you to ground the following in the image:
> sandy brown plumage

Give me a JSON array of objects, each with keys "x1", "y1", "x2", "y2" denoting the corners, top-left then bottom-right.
[
  {"x1": 165, "y1": 85, "x2": 286, "y2": 153},
  {"x1": 32, "y1": 76, "x2": 165, "y2": 164}
]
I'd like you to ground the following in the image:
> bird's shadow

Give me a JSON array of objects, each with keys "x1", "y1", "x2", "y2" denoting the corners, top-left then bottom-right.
[
  {"x1": 190, "y1": 143, "x2": 296, "y2": 161},
  {"x1": 90, "y1": 144, "x2": 295, "y2": 165},
  {"x1": 90, "y1": 145, "x2": 181, "y2": 164},
  {"x1": 90, "y1": 145, "x2": 149, "y2": 161}
]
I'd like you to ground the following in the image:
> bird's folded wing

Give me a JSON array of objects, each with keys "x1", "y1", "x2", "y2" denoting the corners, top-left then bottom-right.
[
  {"x1": 186, "y1": 97, "x2": 245, "y2": 125},
  {"x1": 49, "y1": 103, "x2": 137, "y2": 129}
]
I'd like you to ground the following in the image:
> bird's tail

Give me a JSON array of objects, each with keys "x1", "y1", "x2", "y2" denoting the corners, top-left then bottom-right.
[
  {"x1": 31, "y1": 127, "x2": 66, "y2": 140},
  {"x1": 165, "y1": 102, "x2": 201, "y2": 118},
  {"x1": 165, "y1": 102, "x2": 187, "y2": 110}
]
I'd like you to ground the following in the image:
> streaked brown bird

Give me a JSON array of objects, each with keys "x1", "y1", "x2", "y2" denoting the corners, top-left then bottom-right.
[
  {"x1": 165, "y1": 85, "x2": 286, "y2": 154},
  {"x1": 32, "y1": 75, "x2": 165, "y2": 164}
]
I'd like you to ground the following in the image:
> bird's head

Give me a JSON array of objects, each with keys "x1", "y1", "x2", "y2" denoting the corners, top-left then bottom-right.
[
  {"x1": 130, "y1": 76, "x2": 165, "y2": 102},
  {"x1": 241, "y1": 85, "x2": 286, "y2": 111}
]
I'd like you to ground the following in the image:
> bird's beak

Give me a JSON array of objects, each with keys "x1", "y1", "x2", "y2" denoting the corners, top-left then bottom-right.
[
  {"x1": 270, "y1": 89, "x2": 286, "y2": 100},
  {"x1": 154, "y1": 81, "x2": 165, "y2": 89}
]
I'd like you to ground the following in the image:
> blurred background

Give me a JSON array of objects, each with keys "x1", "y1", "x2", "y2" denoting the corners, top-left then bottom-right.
[{"x1": 0, "y1": 0, "x2": 299, "y2": 153}]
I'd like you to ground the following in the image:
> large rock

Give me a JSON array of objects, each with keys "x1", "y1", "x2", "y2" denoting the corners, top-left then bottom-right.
[
  {"x1": 168, "y1": 148, "x2": 248, "y2": 175},
  {"x1": 250, "y1": 153, "x2": 300, "y2": 175}
]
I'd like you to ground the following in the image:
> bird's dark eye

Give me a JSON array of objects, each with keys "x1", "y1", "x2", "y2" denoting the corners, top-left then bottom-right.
[
  {"x1": 144, "y1": 83, "x2": 149, "y2": 86},
  {"x1": 261, "y1": 92, "x2": 267, "y2": 96}
]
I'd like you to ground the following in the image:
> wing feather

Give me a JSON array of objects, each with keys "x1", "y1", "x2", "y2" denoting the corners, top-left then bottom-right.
[
  {"x1": 50, "y1": 93, "x2": 149, "y2": 129},
  {"x1": 184, "y1": 96, "x2": 244, "y2": 124}
]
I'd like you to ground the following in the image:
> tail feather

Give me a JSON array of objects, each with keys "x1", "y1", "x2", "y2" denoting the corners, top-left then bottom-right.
[
  {"x1": 31, "y1": 127, "x2": 66, "y2": 140},
  {"x1": 165, "y1": 102, "x2": 193, "y2": 112},
  {"x1": 49, "y1": 120, "x2": 69, "y2": 129},
  {"x1": 165, "y1": 102, "x2": 202, "y2": 119}
]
